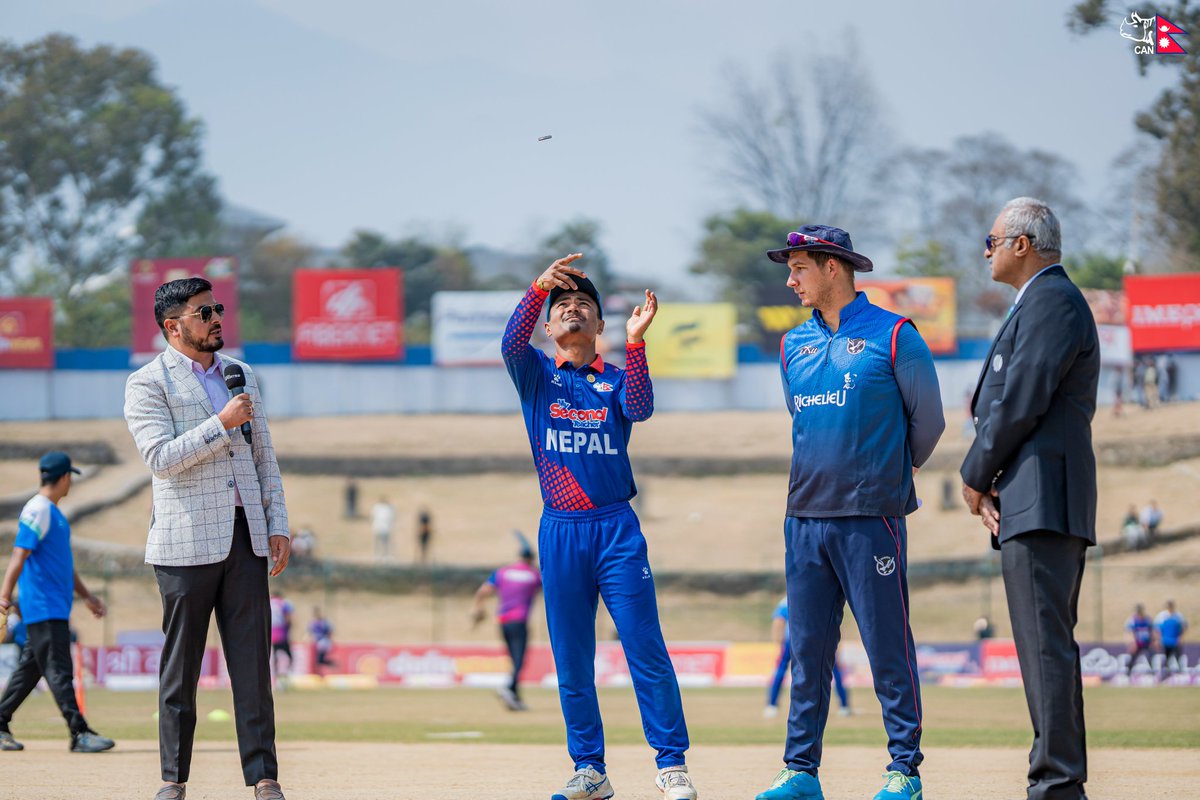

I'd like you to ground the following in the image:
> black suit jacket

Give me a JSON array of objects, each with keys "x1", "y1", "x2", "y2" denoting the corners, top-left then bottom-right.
[{"x1": 961, "y1": 265, "x2": 1100, "y2": 547}]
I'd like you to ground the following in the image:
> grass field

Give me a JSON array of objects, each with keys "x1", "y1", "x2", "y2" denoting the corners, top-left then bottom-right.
[
  {"x1": 8, "y1": 685, "x2": 1199, "y2": 749},
  {"x1": 3, "y1": 686, "x2": 1197, "y2": 799}
]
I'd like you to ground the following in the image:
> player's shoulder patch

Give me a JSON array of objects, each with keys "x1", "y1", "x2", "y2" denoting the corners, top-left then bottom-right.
[{"x1": 18, "y1": 494, "x2": 54, "y2": 541}]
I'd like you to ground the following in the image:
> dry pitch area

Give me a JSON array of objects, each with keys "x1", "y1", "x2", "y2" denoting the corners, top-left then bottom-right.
[
  {"x1": 0, "y1": 406, "x2": 1198, "y2": 645},
  {"x1": 2, "y1": 686, "x2": 1197, "y2": 799}
]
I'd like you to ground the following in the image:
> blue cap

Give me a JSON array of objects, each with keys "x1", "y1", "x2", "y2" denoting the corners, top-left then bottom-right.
[
  {"x1": 766, "y1": 224, "x2": 874, "y2": 272},
  {"x1": 39, "y1": 451, "x2": 81, "y2": 481}
]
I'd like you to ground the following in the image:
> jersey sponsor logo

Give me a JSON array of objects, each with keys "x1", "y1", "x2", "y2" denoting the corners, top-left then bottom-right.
[
  {"x1": 544, "y1": 428, "x2": 620, "y2": 455},
  {"x1": 591, "y1": 381, "x2": 614, "y2": 392},
  {"x1": 551, "y1": 373, "x2": 563, "y2": 386},
  {"x1": 874, "y1": 555, "x2": 896, "y2": 576},
  {"x1": 793, "y1": 389, "x2": 847, "y2": 412},
  {"x1": 847, "y1": 338, "x2": 866, "y2": 355},
  {"x1": 843, "y1": 372, "x2": 856, "y2": 390},
  {"x1": 641, "y1": 566, "x2": 651, "y2": 581},
  {"x1": 797, "y1": 345, "x2": 820, "y2": 355},
  {"x1": 549, "y1": 400, "x2": 609, "y2": 428}
]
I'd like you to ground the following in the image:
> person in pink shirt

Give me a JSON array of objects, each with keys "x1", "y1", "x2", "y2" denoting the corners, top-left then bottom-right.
[
  {"x1": 269, "y1": 591, "x2": 293, "y2": 678},
  {"x1": 472, "y1": 536, "x2": 543, "y2": 711}
]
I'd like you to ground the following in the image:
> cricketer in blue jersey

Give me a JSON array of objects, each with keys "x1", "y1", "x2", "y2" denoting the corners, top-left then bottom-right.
[
  {"x1": 0, "y1": 451, "x2": 114, "y2": 753},
  {"x1": 754, "y1": 226, "x2": 945, "y2": 800},
  {"x1": 502, "y1": 253, "x2": 697, "y2": 800}
]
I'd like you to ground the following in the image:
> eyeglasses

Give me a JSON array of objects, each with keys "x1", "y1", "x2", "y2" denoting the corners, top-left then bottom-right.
[
  {"x1": 169, "y1": 303, "x2": 225, "y2": 323},
  {"x1": 787, "y1": 232, "x2": 839, "y2": 248},
  {"x1": 985, "y1": 234, "x2": 1035, "y2": 251}
]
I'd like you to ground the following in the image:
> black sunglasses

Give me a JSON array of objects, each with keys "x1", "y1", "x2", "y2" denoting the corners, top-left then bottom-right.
[
  {"x1": 985, "y1": 234, "x2": 1035, "y2": 251},
  {"x1": 170, "y1": 303, "x2": 225, "y2": 323}
]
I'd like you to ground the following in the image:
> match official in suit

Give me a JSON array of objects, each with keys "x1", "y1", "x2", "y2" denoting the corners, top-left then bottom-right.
[
  {"x1": 124, "y1": 277, "x2": 290, "y2": 800},
  {"x1": 960, "y1": 198, "x2": 1099, "y2": 800}
]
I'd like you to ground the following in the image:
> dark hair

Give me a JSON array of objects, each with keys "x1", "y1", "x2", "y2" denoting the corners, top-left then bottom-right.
[
  {"x1": 40, "y1": 472, "x2": 66, "y2": 487},
  {"x1": 155, "y1": 277, "x2": 213, "y2": 337},
  {"x1": 816, "y1": 253, "x2": 855, "y2": 281}
]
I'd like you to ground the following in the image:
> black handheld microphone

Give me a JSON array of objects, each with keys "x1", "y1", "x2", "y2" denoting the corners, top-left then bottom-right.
[{"x1": 222, "y1": 364, "x2": 253, "y2": 445}]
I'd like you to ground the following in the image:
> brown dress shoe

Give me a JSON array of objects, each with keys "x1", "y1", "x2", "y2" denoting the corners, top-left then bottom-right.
[
  {"x1": 154, "y1": 785, "x2": 185, "y2": 800},
  {"x1": 254, "y1": 779, "x2": 286, "y2": 800}
]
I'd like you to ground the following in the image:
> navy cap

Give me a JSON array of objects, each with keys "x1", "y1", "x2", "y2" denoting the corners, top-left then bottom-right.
[
  {"x1": 39, "y1": 451, "x2": 81, "y2": 481},
  {"x1": 547, "y1": 275, "x2": 603, "y2": 320},
  {"x1": 766, "y1": 224, "x2": 874, "y2": 272}
]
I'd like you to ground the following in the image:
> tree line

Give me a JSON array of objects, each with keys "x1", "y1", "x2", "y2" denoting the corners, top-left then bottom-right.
[{"x1": 0, "y1": 24, "x2": 1193, "y2": 347}]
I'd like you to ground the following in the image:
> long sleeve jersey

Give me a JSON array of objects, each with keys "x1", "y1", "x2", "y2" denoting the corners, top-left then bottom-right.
[{"x1": 502, "y1": 282, "x2": 653, "y2": 510}]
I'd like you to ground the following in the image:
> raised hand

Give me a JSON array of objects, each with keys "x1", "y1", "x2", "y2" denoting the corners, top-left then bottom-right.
[
  {"x1": 626, "y1": 290, "x2": 658, "y2": 343},
  {"x1": 536, "y1": 253, "x2": 586, "y2": 293}
]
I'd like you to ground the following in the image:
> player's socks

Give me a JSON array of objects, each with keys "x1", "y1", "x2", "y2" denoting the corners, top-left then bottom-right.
[
  {"x1": 551, "y1": 765, "x2": 614, "y2": 800},
  {"x1": 754, "y1": 768, "x2": 823, "y2": 800},
  {"x1": 871, "y1": 771, "x2": 922, "y2": 800},
  {"x1": 656, "y1": 765, "x2": 697, "y2": 800}
]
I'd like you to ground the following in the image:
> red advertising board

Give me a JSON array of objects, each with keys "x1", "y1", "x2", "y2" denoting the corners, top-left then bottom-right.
[
  {"x1": 1124, "y1": 273, "x2": 1200, "y2": 353},
  {"x1": 0, "y1": 297, "x2": 54, "y2": 369},
  {"x1": 130, "y1": 257, "x2": 241, "y2": 362},
  {"x1": 293, "y1": 269, "x2": 404, "y2": 361}
]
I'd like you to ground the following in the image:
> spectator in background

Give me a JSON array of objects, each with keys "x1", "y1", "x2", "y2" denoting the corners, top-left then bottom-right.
[
  {"x1": 1140, "y1": 500, "x2": 1163, "y2": 544},
  {"x1": 1111, "y1": 367, "x2": 1125, "y2": 419},
  {"x1": 291, "y1": 525, "x2": 316, "y2": 561},
  {"x1": 307, "y1": 607, "x2": 335, "y2": 675},
  {"x1": 343, "y1": 479, "x2": 359, "y2": 519},
  {"x1": 1162, "y1": 353, "x2": 1178, "y2": 402},
  {"x1": 1155, "y1": 600, "x2": 1188, "y2": 678},
  {"x1": 973, "y1": 616, "x2": 995, "y2": 640},
  {"x1": 1143, "y1": 357, "x2": 1159, "y2": 408},
  {"x1": 269, "y1": 591, "x2": 293, "y2": 679},
  {"x1": 1121, "y1": 506, "x2": 1146, "y2": 551},
  {"x1": 1133, "y1": 359, "x2": 1147, "y2": 408},
  {"x1": 372, "y1": 498, "x2": 395, "y2": 562},
  {"x1": 1125, "y1": 604, "x2": 1155, "y2": 676},
  {"x1": 416, "y1": 508, "x2": 433, "y2": 565}
]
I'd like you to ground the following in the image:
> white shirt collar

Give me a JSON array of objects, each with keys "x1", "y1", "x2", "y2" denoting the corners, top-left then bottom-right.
[{"x1": 1013, "y1": 263, "x2": 1059, "y2": 307}]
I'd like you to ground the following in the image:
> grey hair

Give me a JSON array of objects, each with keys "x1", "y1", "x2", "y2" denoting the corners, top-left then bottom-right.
[{"x1": 1000, "y1": 197, "x2": 1061, "y2": 259}]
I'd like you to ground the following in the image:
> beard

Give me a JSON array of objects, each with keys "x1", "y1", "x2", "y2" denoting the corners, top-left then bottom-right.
[
  {"x1": 182, "y1": 325, "x2": 224, "y2": 353},
  {"x1": 564, "y1": 319, "x2": 584, "y2": 333}
]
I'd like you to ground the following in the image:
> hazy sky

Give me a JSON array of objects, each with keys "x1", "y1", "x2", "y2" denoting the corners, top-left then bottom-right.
[{"x1": 3, "y1": 1, "x2": 1177, "y2": 285}]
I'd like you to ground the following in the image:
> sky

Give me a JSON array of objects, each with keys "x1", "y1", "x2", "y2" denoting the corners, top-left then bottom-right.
[{"x1": 2, "y1": 0, "x2": 1179, "y2": 288}]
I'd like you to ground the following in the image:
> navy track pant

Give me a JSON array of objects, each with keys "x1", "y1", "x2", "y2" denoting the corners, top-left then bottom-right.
[
  {"x1": 783, "y1": 515, "x2": 923, "y2": 777},
  {"x1": 539, "y1": 501, "x2": 689, "y2": 771}
]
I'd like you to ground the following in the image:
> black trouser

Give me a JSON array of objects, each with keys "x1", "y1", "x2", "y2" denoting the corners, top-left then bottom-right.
[
  {"x1": 501, "y1": 620, "x2": 529, "y2": 699},
  {"x1": 0, "y1": 619, "x2": 88, "y2": 736},
  {"x1": 1002, "y1": 531, "x2": 1088, "y2": 800},
  {"x1": 154, "y1": 509, "x2": 276, "y2": 786}
]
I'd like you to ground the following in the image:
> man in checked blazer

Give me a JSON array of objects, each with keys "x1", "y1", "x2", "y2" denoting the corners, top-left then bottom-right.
[
  {"x1": 961, "y1": 198, "x2": 1099, "y2": 800},
  {"x1": 124, "y1": 277, "x2": 290, "y2": 800}
]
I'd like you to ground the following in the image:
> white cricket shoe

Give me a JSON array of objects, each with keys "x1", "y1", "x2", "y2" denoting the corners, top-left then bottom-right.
[
  {"x1": 763, "y1": 705, "x2": 779, "y2": 719},
  {"x1": 656, "y1": 765, "x2": 698, "y2": 800},
  {"x1": 551, "y1": 766, "x2": 614, "y2": 800}
]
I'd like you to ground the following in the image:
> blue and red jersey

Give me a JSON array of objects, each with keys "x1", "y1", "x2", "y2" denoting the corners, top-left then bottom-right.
[{"x1": 502, "y1": 282, "x2": 653, "y2": 511}]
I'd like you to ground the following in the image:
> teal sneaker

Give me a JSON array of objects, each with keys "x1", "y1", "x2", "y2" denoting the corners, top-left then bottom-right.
[
  {"x1": 754, "y1": 768, "x2": 823, "y2": 800},
  {"x1": 872, "y1": 771, "x2": 922, "y2": 800}
]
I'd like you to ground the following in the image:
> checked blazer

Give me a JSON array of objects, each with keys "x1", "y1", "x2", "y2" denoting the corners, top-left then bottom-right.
[{"x1": 124, "y1": 345, "x2": 288, "y2": 567}]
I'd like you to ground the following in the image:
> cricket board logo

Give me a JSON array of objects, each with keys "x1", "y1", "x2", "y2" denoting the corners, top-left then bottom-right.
[
  {"x1": 846, "y1": 338, "x2": 866, "y2": 355},
  {"x1": 1120, "y1": 11, "x2": 1188, "y2": 55},
  {"x1": 874, "y1": 555, "x2": 896, "y2": 576},
  {"x1": 549, "y1": 399, "x2": 609, "y2": 429}
]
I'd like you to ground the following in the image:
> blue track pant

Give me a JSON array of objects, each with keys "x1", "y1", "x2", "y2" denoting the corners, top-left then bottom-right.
[
  {"x1": 783, "y1": 515, "x2": 923, "y2": 777},
  {"x1": 768, "y1": 641, "x2": 848, "y2": 711},
  {"x1": 539, "y1": 502, "x2": 689, "y2": 771}
]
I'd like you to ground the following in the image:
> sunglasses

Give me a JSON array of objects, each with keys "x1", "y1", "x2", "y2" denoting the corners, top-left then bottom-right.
[
  {"x1": 170, "y1": 303, "x2": 225, "y2": 323},
  {"x1": 985, "y1": 234, "x2": 1035, "y2": 251},
  {"x1": 787, "y1": 232, "x2": 839, "y2": 248}
]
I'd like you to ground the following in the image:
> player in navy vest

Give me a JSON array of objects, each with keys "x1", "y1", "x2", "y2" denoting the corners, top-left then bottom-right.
[
  {"x1": 502, "y1": 254, "x2": 697, "y2": 800},
  {"x1": 755, "y1": 226, "x2": 944, "y2": 800}
]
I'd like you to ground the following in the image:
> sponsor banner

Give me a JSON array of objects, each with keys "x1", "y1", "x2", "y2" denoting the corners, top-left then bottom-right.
[
  {"x1": 643, "y1": 303, "x2": 737, "y2": 379},
  {"x1": 755, "y1": 278, "x2": 956, "y2": 355},
  {"x1": 1097, "y1": 324, "x2": 1133, "y2": 367},
  {"x1": 0, "y1": 296, "x2": 54, "y2": 369},
  {"x1": 293, "y1": 269, "x2": 404, "y2": 361},
  {"x1": 432, "y1": 290, "x2": 522, "y2": 366},
  {"x1": 1124, "y1": 273, "x2": 1200, "y2": 353},
  {"x1": 131, "y1": 257, "x2": 241, "y2": 364}
]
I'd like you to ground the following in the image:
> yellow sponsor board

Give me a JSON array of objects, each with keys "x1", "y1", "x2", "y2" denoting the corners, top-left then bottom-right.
[
  {"x1": 858, "y1": 277, "x2": 957, "y2": 355},
  {"x1": 644, "y1": 303, "x2": 737, "y2": 378},
  {"x1": 725, "y1": 642, "x2": 782, "y2": 677}
]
